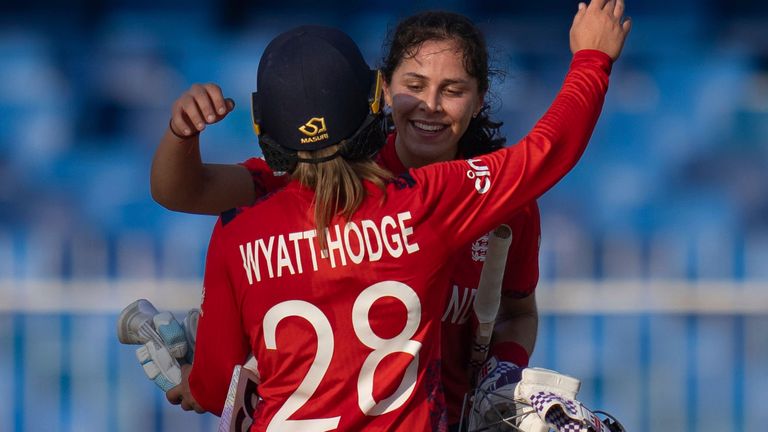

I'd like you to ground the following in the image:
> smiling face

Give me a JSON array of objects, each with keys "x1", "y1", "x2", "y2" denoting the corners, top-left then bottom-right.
[{"x1": 382, "y1": 39, "x2": 485, "y2": 168}]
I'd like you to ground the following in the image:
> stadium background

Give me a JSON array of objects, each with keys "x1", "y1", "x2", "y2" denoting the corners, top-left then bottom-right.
[{"x1": 1, "y1": 0, "x2": 767, "y2": 430}]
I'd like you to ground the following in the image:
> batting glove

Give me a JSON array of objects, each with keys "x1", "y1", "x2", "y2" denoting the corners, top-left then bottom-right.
[
  {"x1": 140, "y1": 309, "x2": 200, "y2": 391},
  {"x1": 514, "y1": 367, "x2": 591, "y2": 432},
  {"x1": 152, "y1": 311, "x2": 188, "y2": 359},
  {"x1": 117, "y1": 299, "x2": 199, "y2": 392},
  {"x1": 136, "y1": 338, "x2": 182, "y2": 392}
]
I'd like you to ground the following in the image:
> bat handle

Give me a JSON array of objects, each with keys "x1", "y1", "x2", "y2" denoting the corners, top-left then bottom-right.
[{"x1": 469, "y1": 322, "x2": 495, "y2": 385}]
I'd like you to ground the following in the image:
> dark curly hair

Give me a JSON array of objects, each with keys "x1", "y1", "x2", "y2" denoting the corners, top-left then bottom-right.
[{"x1": 381, "y1": 10, "x2": 506, "y2": 158}]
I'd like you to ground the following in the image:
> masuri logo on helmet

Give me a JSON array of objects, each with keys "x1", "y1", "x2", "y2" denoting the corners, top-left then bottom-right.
[{"x1": 298, "y1": 117, "x2": 329, "y2": 144}]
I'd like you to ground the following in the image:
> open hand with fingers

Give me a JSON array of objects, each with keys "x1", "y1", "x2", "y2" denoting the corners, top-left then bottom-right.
[
  {"x1": 570, "y1": 0, "x2": 632, "y2": 61},
  {"x1": 169, "y1": 83, "x2": 236, "y2": 139}
]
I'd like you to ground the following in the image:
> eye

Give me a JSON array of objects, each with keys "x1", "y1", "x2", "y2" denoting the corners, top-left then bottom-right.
[
  {"x1": 444, "y1": 87, "x2": 465, "y2": 97},
  {"x1": 405, "y1": 83, "x2": 423, "y2": 92}
]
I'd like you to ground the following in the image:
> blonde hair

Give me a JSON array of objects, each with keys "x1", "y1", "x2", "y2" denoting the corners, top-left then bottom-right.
[{"x1": 292, "y1": 144, "x2": 391, "y2": 250}]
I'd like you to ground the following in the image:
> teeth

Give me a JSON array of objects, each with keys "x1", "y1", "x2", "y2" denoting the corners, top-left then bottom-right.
[{"x1": 413, "y1": 121, "x2": 446, "y2": 132}]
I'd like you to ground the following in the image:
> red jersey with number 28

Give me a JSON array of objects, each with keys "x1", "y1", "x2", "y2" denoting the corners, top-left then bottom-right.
[
  {"x1": 189, "y1": 50, "x2": 612, "y2": 431},
  {"x1": 240, "y1": 132, "x2": 541, "y2": 425}
]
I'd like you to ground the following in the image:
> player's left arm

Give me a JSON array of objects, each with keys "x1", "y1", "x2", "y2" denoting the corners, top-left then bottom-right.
[
  {"x1": 186, "y1": 221, "x2": 252, "y2": 416},
  {"x1": 490, "y1": 201, "x2": 541, "y2": 366}
]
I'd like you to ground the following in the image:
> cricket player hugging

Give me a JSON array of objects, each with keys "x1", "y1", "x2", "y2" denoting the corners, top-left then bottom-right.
[{"x1": 118, "y1": 0, "x2": 632, "y2": 429}]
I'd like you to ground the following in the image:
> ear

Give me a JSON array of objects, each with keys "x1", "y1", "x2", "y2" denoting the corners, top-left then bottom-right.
[{"x1": 382, "y1": 79, "x2": 394, "y2": 108}]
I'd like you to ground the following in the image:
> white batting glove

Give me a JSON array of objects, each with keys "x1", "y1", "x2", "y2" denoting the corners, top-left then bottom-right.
[
  {"x1": 136, "y1": 339, "x2": 182, "y2": 392},
  {"x1": 117, "y1": 299, "x2": 200, "y2": 392},
  {"x1": 152, "y1": 311, "x2": 188, "y2": 359},
  {"x1": 514, "y1": 367, "x2": 600, "y2": 432},
  {"x1": 138, "y1": 309, "x2": 198, "y2": 391}
]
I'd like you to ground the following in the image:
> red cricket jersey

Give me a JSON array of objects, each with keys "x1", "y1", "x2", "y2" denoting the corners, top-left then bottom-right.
[
  {"x1": 376, "y1": 131, "x2": 541, "y2": 425},
  {"x1": 190, "y1": 50, "x2": 611, "y2": 431},
  {"x1": 243, "y1": 135, "x2": 540, "y2": 425}
]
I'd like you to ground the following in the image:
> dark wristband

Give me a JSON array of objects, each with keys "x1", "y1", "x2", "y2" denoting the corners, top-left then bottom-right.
[{"x1": 168, "y1": 119, "x2": 199, "y2": 140}]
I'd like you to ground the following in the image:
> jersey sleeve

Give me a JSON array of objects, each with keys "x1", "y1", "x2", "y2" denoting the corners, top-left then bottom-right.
[
  {"x1": 501, "y1": 201, "x2": 541, "y2": 298},
  {"x1": 188, "y1": 220, "x2": 251, "y2": 416},
  {"x1": 408, "y1": 50, "x2": 612, "y2": 250},
  {"x1": 239, "y1": 157, "x2": 291, "y2": 199}
]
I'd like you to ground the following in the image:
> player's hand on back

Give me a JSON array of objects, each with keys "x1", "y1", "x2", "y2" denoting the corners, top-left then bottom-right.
[
  {"x1": 570, "y1": 0, "x2": 632, "y2": 61},
  {"x1": 170, "y1": 83, "x2": 236, "y2": 138}
]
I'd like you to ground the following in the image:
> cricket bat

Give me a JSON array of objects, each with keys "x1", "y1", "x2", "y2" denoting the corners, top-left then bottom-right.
[
  {"x1": 218, "y1": 357, "x2": 260, "y2": 432},
  {"x1": 469, "y1": 224, "x2": 513, "y2": 383}
]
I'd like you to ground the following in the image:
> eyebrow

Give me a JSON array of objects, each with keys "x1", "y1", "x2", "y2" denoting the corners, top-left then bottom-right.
[{"x1": 401, "y1": 72, "x2": 470, "y2": 86}]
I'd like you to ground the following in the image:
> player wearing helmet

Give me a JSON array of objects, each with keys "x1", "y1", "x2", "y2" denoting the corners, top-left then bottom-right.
[
  {"x1": 161, "y1": 2, "x2": 629, "y2": 428},
  {"x1": 153, "y1": 3, "x2": 630, "y2": 429}
]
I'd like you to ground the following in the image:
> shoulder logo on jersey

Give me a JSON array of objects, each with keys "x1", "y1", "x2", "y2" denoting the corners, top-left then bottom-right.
[
  {"x1": 471, "y1": 233, "x2": 490, "y2": 262},
  {"x1": 466, "y1": 158, "x2": 491, "y2": 194},
  {"x1": 298, "y1": 117, "x2": 329, "y2": 144}
]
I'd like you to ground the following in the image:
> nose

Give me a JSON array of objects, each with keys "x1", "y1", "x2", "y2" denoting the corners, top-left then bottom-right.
[{"x1": 419, "y1": 87, "x2": 442, "y2": 113}]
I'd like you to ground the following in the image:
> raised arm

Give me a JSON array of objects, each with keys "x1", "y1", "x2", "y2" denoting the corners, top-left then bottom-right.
[
  {"x1": 490, "y1": 1, "x2": 632, "y2": 356},
  {"x1": 151, "y1": 83, "x2": 256, "y2": 215},
  {"x1": 411, "y1": 0, "x2": 631, "y2": 250}
]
